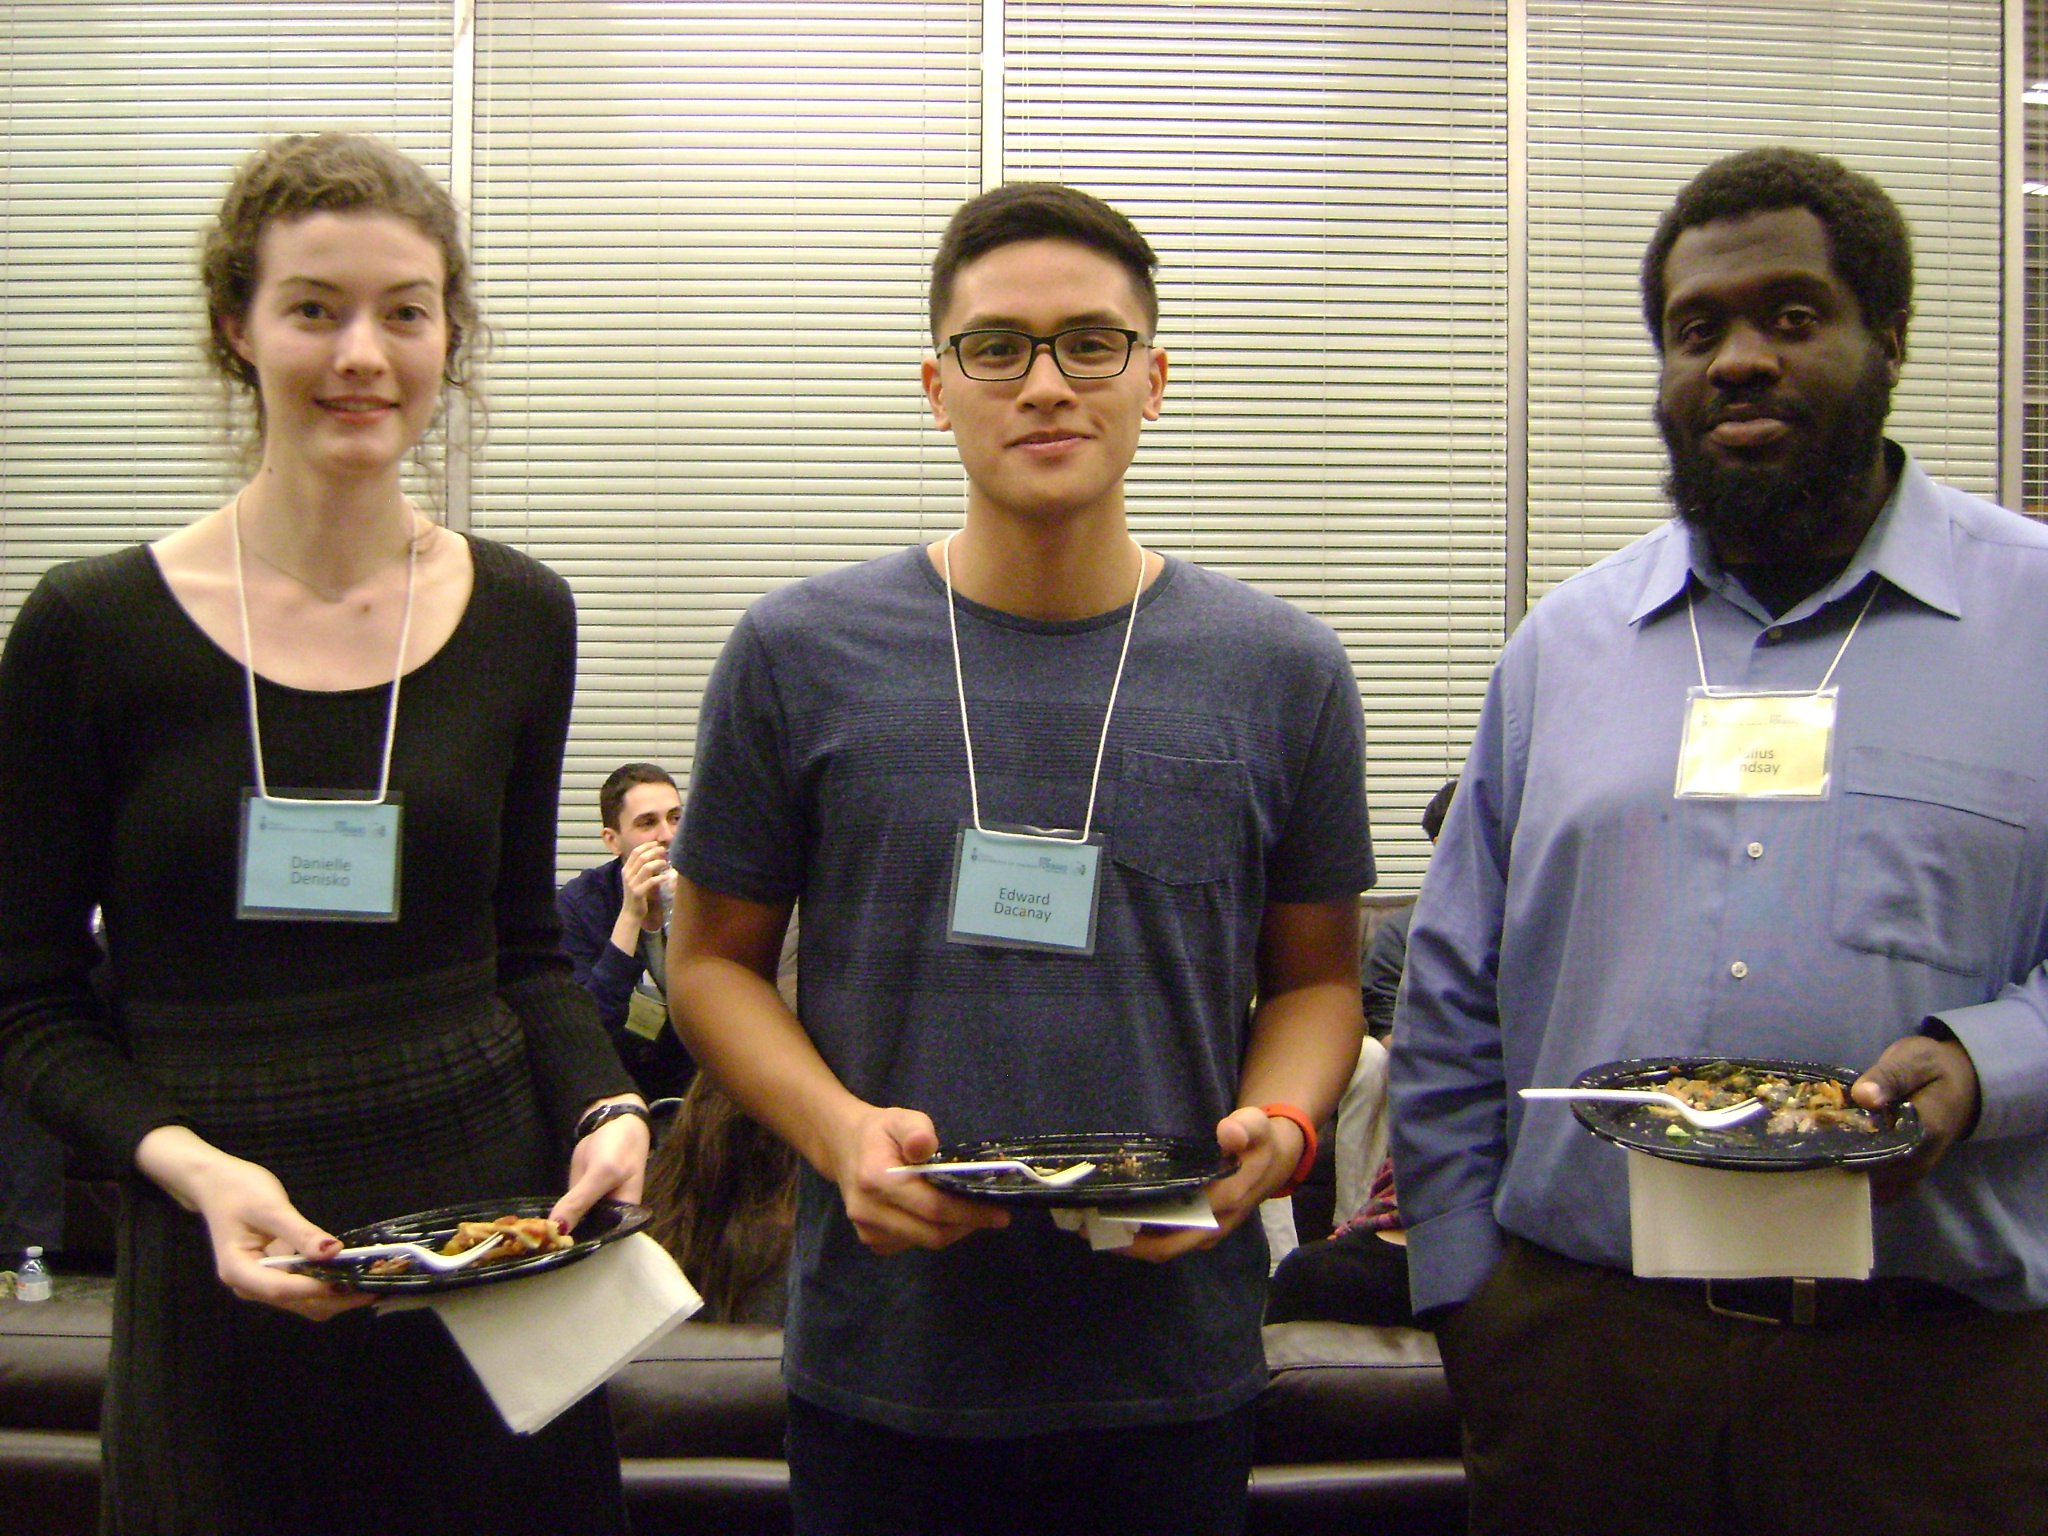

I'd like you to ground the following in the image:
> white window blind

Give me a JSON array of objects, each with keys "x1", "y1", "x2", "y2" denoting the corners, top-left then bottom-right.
[
  {"x1": 467, "y1": 2, "x2": 981, "y2": 873},
  {"x1": 0, "y1": 4, "x2": 2017, "y2": 891},
  {"x1": 1003, "y1": 1, "x2": 1509, "y2": 891},
  {"x1": 1526, "y1": 1, "x2": 2005, "y2": 599},
  {"x1": 2027, "y1": 0, "x2": 2048, "y2": 516},
  {"x1": 0, "y1": 1, "x2": 454, "y2": 642}
]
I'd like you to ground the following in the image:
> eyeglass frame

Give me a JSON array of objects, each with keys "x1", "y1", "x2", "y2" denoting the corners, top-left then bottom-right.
[{"x1": 941, "y1": 325, "x2": 1148, "y2": 382}]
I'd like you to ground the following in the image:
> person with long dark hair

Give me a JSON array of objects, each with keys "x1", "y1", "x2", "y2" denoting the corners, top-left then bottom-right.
[{"x1": 646, "y1": 1072, "x2": 796, "y2": 1325}]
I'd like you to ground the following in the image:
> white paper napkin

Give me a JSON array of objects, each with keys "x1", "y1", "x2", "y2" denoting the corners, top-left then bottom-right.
[
  {"x1": 1625, "y1": 1151, "x2": 1873, "y2": 1280},
  {"x1": 421, "y1": 1232, "x2": 702, "y2": 1434},
  {"x1": 1050, "y1": 1192, "x2": 1219, "y2": 1251}
]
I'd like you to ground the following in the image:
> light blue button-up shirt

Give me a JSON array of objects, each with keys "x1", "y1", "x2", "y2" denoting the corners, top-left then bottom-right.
[{"x1": 1391, "y1": 450, "x2": 2048, "y2": 1314}]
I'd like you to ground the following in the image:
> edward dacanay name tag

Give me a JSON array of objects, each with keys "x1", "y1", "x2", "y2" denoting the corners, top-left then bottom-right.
[{"x1": 948, "y1": 825, "x2": 1103, "y2": 955}]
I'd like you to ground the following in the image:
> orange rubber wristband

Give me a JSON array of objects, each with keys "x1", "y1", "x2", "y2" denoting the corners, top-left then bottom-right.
[{"x1": 1260, "y1": 1102, "x2": 1319, "y2": 1198}]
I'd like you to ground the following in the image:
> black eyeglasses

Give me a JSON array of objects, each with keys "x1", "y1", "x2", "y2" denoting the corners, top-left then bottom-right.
[{"x1": 944, "y1": 326, "x2": 1144, "y2": 381}]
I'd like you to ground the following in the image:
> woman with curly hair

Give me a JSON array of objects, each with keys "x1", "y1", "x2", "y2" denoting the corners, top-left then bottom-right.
[{"x1": 0, "y1": 133, "x2": 644, "y2": 1530}]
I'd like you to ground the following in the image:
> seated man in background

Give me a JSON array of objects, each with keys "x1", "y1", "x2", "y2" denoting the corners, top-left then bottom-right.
[{"x1": 557, "y1": 763, "x2": 693, "y2": 1100}]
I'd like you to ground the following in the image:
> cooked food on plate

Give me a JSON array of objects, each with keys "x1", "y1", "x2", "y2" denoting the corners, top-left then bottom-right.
[
  {"x1": 367, "y1": 1214, "x2": 572, "y2": 1275},
  {"x1": 1649, "y1": 1062, "x2": 1879, "y2": 1136},
  {"x1": 980, "y1": 1147, "x2": 1169, "y2": 1186}
]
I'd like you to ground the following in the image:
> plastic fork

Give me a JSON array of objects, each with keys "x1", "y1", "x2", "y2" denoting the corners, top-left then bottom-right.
[
  {"x1": 887, "y1": 1158, "x2": 1098, "y2": 1187},
  {"x1": 261, "y1": 1231, "x2": 509, "y2": 1273},
  {"x1": 1519, "y1": 1087, "x2": 1765, "y2": 1129}
]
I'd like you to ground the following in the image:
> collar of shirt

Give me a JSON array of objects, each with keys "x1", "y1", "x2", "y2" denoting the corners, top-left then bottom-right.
[{"x1": 1626, "y1": 442, "x2": 1966, "y2": 630}]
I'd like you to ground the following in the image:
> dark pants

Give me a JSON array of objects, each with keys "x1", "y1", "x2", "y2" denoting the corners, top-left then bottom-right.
[
  {"x1": 0, "y1": 1093, "x2": 64, "y2": 1258},
  {"x1": 1266, "y1": 1225, "x2": 1416, "y2": 1329},
  {"x1": 1435, "y1": 1236, "x2": 2048, "y2": 1536},
  {"x1": 785, "y1": 1393, "x2": 1256, "y2": 1536}
]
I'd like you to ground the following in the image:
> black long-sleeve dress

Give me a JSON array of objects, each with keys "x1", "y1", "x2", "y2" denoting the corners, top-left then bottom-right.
[{"x1": 0, "y1": 537, "x2": 635, "y2": 1532}]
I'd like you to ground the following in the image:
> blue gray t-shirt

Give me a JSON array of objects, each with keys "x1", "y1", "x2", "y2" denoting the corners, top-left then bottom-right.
[{"x1": 682, "y1": 545, "x2": 1374, "y2": 1436}]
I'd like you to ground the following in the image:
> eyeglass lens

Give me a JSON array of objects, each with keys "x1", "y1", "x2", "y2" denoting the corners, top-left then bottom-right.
[{"x1": 953, "y1": 327, "x2": 1134, "y2": 380}]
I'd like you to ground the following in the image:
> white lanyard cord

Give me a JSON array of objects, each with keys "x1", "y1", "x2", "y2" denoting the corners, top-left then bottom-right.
[
  {"x1": 942, "y1": 532, "x2": 1145, "y2": 844},
  {"x1": 231, "y1": 493, "x2": 417, "y2": 807},
  {"x1": 1687, "y1": 578, "x2": 1878, "y2": 696}
]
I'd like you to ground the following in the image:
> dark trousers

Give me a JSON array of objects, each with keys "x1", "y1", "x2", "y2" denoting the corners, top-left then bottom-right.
[
  {"x1": 1266, "y1": 1225, "x2": 1416, "y2": 1329},
  {"x1": 785, "y1": 1393, "x2": 1255, "y2": 1536},
  {"x1": 0, "y1": 1092, "x2": 64, "y2": 1256},
  {"x1": 1435, "y1": 1236, "x2": 2048, "y2": 1536}
]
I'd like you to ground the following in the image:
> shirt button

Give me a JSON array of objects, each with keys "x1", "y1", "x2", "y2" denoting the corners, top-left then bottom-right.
[
  {"x1": 1730, "y1": 961, "x2": 1750, "y2": 979},
  {"x1": 1746, "y1": 842, "x2": 1764, "y2": 859},
  {"x1": 1765, "y1": 626, "x2": 1785, "y2": 642}
]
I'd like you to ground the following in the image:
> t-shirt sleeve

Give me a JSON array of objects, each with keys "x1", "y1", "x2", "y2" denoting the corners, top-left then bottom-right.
[
  {"x1": 0, "y1": 571, "x2": 187, "y2": 1171},
  {"x1": 679, "y1": 611, "x2": 807, "y2": 904},
  {"x1": 1265, "y1": 645, "x2": 1375, "y2": 904}
]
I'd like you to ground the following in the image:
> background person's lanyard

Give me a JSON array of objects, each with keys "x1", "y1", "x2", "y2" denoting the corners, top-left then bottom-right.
[
  {"x1": 231, "y1": 495, "x2": 416, "y2": 920},
  {"x1": 941, "y1": 533, "x2": 1143, "y2": 953},
  {"x1": 1673, "y1": 580, "x2": 1876, "y2": 800}
]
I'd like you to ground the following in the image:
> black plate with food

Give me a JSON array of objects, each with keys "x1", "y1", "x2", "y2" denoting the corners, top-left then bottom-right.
[
  {"x1": 297, "y1": 1195, "x2": 651, "y2": 1294},
  {"x1": 917, "y1": 1132, "x2": 1235, "y2": 1207},
  {"x1": 1566, "y1": 1057, "x2": 1923, "y2": 1172}
]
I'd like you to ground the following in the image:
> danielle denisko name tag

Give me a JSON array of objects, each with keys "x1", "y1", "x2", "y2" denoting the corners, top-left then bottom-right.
[{"x1": 238, "y1": 791, "x2": 403, "y2": 921}]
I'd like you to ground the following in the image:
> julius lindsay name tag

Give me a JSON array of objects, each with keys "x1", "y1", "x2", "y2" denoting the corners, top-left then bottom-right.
[
  {"x1": 949, "y1": 826, "x2": 1103, "y2": 954},
  {"x1": 238, "y1": 791, "x2": 402, "y2": 921},
  {"x1": 1674, "y1": 689, "x2": 1837, "y2": 799}
]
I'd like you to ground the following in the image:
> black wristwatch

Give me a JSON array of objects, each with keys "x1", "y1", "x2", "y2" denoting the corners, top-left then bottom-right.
[{"x1": 574, "y1": 1101, "x2": 651, "y2": 1142}]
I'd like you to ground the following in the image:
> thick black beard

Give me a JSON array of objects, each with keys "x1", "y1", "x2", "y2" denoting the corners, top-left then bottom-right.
[{"x1": 1658, "y1": 352, "x2": 1894, "y2": 564}]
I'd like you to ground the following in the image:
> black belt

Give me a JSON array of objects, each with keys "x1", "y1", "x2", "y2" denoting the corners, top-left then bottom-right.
[{"x1": 1670, "y1": 1275, "x2": 1982, "y2": 1328}]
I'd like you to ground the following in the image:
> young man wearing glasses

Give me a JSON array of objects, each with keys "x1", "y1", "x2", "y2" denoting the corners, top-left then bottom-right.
[{"x1": 671, "y1": 183, "x2": 1372, "y2": 1535}]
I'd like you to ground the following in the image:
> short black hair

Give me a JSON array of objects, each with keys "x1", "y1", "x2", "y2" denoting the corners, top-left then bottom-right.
[
  {"x1": 1421, "y1": 778, "x2": 1458, "y2": 843},
  {"x1": 599, "y1": 762, "x2": 676, "y2": 832},
  {"x1": 928, "y1": 182, "x2": 1159, "y2": 340},
  {"x1": 1640, "y1": 146, "x2": 1912, "y2": 351}
]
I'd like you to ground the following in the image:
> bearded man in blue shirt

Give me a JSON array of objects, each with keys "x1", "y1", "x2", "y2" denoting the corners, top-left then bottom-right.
[{"x1": 1390, "y1": 146, "x2": 2048, "y2": 1536}]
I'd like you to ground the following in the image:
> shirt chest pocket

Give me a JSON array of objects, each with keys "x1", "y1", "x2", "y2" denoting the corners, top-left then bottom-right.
[
  {"x1": 1110, "y1": 749, "x2": 1251, "y2": 887},
  {"x1": 1829, "y1": 746, "x2": 2033, "y2": 977}
]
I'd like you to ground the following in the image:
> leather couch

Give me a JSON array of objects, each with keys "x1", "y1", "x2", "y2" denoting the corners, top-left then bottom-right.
[{"x1": 1, "y1": 1296, "x2": 1463, "y2": 1535}]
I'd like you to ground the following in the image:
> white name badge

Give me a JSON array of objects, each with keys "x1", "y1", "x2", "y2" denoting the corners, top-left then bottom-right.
[
  {"x1": 238, "y1": 791, "x2": 403, "y2": 922},
  {"x1": 1674, "y1": 688, "x2": 1837, "y2": 800},
  {"x1": 625, "y1": 988, "x2": 668, "y2": 1042},
  {"x1": 948, "y1": 825, "x2": 1103, "y2": 955}
]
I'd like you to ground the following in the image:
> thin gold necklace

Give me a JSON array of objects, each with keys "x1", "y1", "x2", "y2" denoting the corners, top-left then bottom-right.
[{"x1": 234, "y1": 497, "x2": 423, "y2": 603}]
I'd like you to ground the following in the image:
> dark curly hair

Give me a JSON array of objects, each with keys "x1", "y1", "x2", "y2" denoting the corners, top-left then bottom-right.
[
  {"x1": 202, "y1": 133, "x2": 485, "y2": 451},
  {"x1": 929, "y1": 182, "x2": 1159, "y2": 339},
  {"x1": 1640, "y1": 146, "x2": 1912, "y2": 352}
]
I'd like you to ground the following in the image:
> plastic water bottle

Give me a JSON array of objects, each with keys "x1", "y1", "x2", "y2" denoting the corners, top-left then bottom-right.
[{"x1": 15, "y1": 1246, "x2": 51, "y2": 1303}]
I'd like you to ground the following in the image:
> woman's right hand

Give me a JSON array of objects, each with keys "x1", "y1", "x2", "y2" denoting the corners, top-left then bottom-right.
[{"x1": 134, "y1": 1125, "x2": 375, "y2": 1321}]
